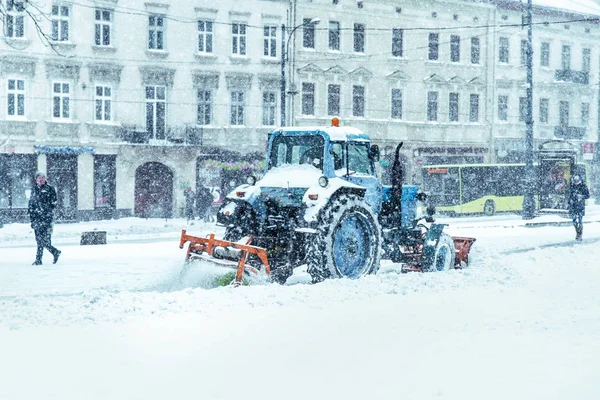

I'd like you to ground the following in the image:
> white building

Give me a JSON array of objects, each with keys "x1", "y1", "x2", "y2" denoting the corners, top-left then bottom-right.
[
  {"x1": 290, "y1": 0, "x2": 600, "y2": 181},
  {"x1": 0, "y1": 0, "x2": 288, "y2": 222}
]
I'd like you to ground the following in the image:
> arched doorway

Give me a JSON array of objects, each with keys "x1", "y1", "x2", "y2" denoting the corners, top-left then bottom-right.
[{"x1": 134, "y1": 162, "x2": 173, "y2": 218}]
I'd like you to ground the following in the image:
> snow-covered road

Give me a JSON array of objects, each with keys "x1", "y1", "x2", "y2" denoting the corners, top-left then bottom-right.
[{"x1": 0, "y1": 215, "x2": 599, "y2": 400}]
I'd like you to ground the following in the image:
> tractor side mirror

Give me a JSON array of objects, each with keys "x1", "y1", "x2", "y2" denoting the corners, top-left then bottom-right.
[{"x1": 369, "y1": 144, "x2": 380, "y2": 161}]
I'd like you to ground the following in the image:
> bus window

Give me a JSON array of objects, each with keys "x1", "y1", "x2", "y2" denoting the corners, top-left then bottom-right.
[
  {"x1": 461, "y1": 166, "x2": 496, "y2": 203},
  {"x1": 422, "y1": 167, "x2": 460, "y2": 206},
  {"x1": 496, "y1": 166, "x2": 526, "y2": 197}
]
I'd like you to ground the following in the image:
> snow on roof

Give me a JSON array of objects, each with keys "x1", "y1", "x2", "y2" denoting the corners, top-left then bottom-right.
[
  {"x1": 533, "y1": 0, "x2": 600, "y2": 16},
  {"x1": 277, "y1": 126, "x2": 370, "y2": 142}
]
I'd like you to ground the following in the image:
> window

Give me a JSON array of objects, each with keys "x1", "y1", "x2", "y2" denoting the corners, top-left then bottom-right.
[
  {"x1": 197, "y1": 90, "x2": 211, "y2": 125},
  {"x1": 302, "y1": 83, "x2": 315, "y2": 115},
  {"x1": 94, "y1": 85, "x2": 112, "y2": 121},
  {"x1": 232, "y1": 23, "x2": 247, "y2": 55},
  {"x1": 51, "y1": 4, "x2": 70, "y2": 42},
  {"x1": 498, "y1": 95, "x2": 508, "y2": 121},
  {"x1": 519, "y1": 96, "x2": 527, "y2": 122},
  {"x1": 198, "y1": 20, "x2": 213, "y2": 53},
  {"x1": 471, "y1": 37, "x2": 480, "y2": 64},
  {"x1": 348, "y1": 143, "x2": 374, "y2": 175},
  {"x1": 582, "y1": 48, "x2": 591, "y2": 72},
  {"x1": 52, "y1": 82, "x2": 70, "y2": 119},
  {"x1": 353, "y1": 23, "x2": 365, "y2": 53},
  {"x1": 537, "y1": 42, "x2": 549, "y2": 68},
  {"x1": 5, "y1": 0, "x2": 24, "y2": 38},
  {"x1": 559, "y1": 101, "x2": 569, "y2": 125},
  {"x1": 148, "y1": 15, "x2": 165, "y2": 50},
  {"x1": 262, "y1": 92, "x2": 276, "y2": 126},
  {"x1": 94, "y1": 9, "x2": 112, "y2": 46},
  {"x1": 581, "y1": 102, "x2": 589, "y2": 125},
  {"x1": 520, "y1": 39, "x2": 527, "y2": 65},
  {"x1": 391, "y1": 89, "x2": 402, "y2": 119},
  {"x1": 499, "y1": 37, "x2": 509, "y2": 63},
  {"x1": 329, "y1": 21, "x2": 340, "y2": 51},
  {"x1": 427, "y1": 91, "x2": 438, "y2": 121},
  {"x1": 353, "y1": 85, "x2": 365, "y2": 117},
  {"x1": 392, "y1": 28, "x2": 403, "y2": 57},
  {"x1": 303, "y1": 18, "x2": 316, "y2": 49},
  {"x1": 230, "y1": 91, "x2": 245, "y2": 125},
  {"x1": 428, "y1": 33, "x2": 439, "y2": 61},
  {"x1": 450, "y1": 35, "x2": 460, "y2": 62},
  {"x1": 469, "y1": 94, "x2": 479, "y2": 122},
  {"x1": 449, "y1": 92, "x2": 459, "y2": 122},
  {"x1": 561, "y1": 45, "x2": 571, "y2": 69},
  {"x1": 263, "y1": 25, "x2": 277, "y2": 57},
  {"x1": 7, "y1": 79, "x2": 25, "y2": 118},
  {"x1": 145, "y1": 86, "x2": 166, "y2": 140},
  {"x1": 539, "y1": 98, "x2": 549, "y2": 123},
  {"x1": 328, "y1": 84, "x2": 340, "y2": 116}
]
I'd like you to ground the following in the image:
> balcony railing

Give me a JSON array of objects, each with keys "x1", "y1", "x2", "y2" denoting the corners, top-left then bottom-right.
[
  {"x1": 555, "y1": 69, "x2": 589, "y2": 84},
  {"x1": 118, "y1": 125, "x2": 203, "y2": 145},
  {"x1": 554, "y1": 125, "x2": 586, "y2": 140}
]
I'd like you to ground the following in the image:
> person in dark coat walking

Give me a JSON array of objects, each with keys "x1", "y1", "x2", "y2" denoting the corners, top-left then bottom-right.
[
  {"x1": 184, "y1": 187, "x2": 196, "y2": 223},
  {"x1": 28, "y1": 172, "x2": 61, "y2": 265},
  {"x1": 196, "y1": 183, "x2": 214, "y2": 223},
  {"x1": 567, "y1": 174, "x2": 590, "y2": 241}
]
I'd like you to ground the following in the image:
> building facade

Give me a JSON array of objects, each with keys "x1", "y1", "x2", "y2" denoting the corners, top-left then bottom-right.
[
  {"x1": 0, "y1": 0, "x2": 288, "y2": 222},
  {"x1": 1, "y1": 0, "x2": 599, "y2": 223},
  {"x1": 290, "y1": 0, "x2": 600, "y2": 182}
]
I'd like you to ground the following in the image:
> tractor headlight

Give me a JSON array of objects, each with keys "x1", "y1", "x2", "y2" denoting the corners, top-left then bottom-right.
[
  {"x1": 246, "y1": 175, "x2": 256, "y2": 185},
  {"x1": 318, "y1": 176, "x2": 329, "y2": 188}
]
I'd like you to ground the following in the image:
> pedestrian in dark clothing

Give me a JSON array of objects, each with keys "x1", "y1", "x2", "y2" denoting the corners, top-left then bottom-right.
[
  {"x1": 567, "y1": 174, "x2": 590, "y2": 241},
  {"x1": 196, "y1": 183, "x2": 214, "y2": 223},
  {"x1": 28, "y1": 172, "x2": 61, "y2": 265},
  {"x1": 184, "y1": 187, "x2": 196, "y2": 223}
]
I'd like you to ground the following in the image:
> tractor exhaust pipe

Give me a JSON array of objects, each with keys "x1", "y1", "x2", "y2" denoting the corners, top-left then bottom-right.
[{"x1": 391, "y1": 142, "x2": 404, "y2": 226}]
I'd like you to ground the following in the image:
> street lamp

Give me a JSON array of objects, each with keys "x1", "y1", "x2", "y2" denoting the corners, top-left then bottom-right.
[
  {"x1": 522, "y1": 0, "x2": 536, "y2": 219},
  {"x1": 281, "y1": 18, "x2": 320, "y2": 127}
]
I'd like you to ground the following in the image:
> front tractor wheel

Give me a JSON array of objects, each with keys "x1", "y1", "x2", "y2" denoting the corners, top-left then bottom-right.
[
  {"x1": 307, "y1": 195, "x2": 381, "y2": 283},
  {"x1": 423, "y1": 233, "x2": 456, "y2": 272}
]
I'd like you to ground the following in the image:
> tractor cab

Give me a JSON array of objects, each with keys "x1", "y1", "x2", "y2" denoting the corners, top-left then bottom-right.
[{"x1": 264, "y1": 119, "x2": 382, "y2": 213}]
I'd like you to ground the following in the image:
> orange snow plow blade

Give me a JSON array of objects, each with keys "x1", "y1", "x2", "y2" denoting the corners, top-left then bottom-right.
[
  {"x1": 452, "y1": 236, "x2": 476, "y2": 267},
  {"x1": 179, "y1": 230, "x2": 271, "y2": 286}
]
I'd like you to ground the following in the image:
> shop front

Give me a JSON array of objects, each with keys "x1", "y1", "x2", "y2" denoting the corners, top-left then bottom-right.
[{"x1": 0, "y1": 152, "x2": 37, "y2": 223}]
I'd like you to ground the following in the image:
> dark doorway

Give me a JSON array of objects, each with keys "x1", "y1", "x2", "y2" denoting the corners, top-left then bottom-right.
[
  {"x1": 134, "y1": 162, "x2": 173, "y2": 218},
  {"x1": 47, "y1": 154, "x2": 78, "y2": 221}
]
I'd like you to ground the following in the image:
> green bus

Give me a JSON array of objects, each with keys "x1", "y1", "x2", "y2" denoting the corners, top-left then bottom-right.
[{"x1": 421, "y1": 162, "x2": 587, "y2": 216}]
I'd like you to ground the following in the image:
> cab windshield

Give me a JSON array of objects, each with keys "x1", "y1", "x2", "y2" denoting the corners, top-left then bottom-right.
[{"x1": 268, "y1": 134, "x2": 325, "y2": 171}]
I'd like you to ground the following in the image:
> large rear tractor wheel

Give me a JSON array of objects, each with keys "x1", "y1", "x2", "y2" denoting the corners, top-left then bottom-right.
[
  {"x1": 423, "y1": 233, "x2": 456, "y2": 272},
  {"x1": 307, "y1": 194, "x2": 381, "y2": 283}
]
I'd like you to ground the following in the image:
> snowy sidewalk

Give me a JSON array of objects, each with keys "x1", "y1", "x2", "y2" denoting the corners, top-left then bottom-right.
[
  {"x1": 2, "y1": 209, "x2": 600, "y2": 249},
  {"x1": 0, "y1": 218, "x2": 220, "y2": 249}
]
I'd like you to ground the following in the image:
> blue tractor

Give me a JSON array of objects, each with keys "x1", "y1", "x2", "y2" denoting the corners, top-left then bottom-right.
[{"x1": 180, "y1": 120, "x2": 475, "y2": 285}]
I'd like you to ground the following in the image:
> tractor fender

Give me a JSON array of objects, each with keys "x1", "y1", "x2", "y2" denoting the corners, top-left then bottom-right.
[
  {"x1": 302, "y1": 177, "x2": 366, "y2": 223},
  {"x1": 421, "y1": 223, "x2": 447, "y2": 269}
]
